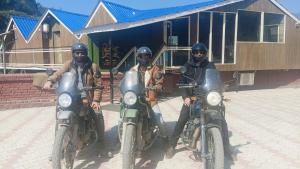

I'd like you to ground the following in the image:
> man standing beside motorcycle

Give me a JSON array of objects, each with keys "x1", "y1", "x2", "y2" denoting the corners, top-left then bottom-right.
[
  {"x1": 43, "y1": 42, "x2": 104, "y2": 142},
  {"x1": 166, "y1": 42, "x2": 221, "y2": 158},
  {"x1": 130, "y1": 46, "x2": 168, "y2": 141}
]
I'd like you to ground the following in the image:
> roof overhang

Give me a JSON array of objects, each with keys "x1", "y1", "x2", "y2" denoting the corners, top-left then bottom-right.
[
  {"x1": 76, "y1": 0, "x2": 244, "y2": 35},
  {"x1": 77, "y1": 0, "x2": 300, "y2": 35},
  {"x1": 269, "y1": 0, "x2": 300, "y2": 25}
]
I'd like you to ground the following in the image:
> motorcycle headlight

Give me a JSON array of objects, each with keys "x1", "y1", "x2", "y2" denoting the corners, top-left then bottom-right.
[
  {"x1": 123, "y1": 91, "x2": 137, "y2": 106},
  {"x1": 206, "y1": 91, "x2": 221, "y2": 106},
  {"x1": 58, "y1": 93, "x2": 72, "y2": 108}
]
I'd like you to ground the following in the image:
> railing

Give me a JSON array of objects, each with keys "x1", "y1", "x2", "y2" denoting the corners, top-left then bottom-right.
[
  {"x1": 0, "y1": 48, "x2": 71, "y2": 72},
  {"x1": 152, "y1": 46, "x2": 192, "y2": 72},
  {"x1": 114, "y1": 46, "x2": 136, "y2": 72}
]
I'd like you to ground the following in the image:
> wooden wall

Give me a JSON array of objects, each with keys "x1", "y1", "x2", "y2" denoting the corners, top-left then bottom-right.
[
  {"x1": 86, "y1": 5, "x2": 116, "y2": 27},
  {"x1": 7, "y1": 14, "x2": 89, "y2": 65},
  {"x1": 214, "y1": 0, "x2": 300, "y2": 71}
]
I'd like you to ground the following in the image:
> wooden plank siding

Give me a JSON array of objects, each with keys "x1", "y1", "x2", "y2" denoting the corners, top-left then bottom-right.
[
  {"x1": 212, "y1": 0, "x2": 300, "y2": 71},
  {"x1": 86, "y1": 5, "x2": 116, "y2": 27},
  {"x1": 7, "y1": 14, "x2": 88, "y2": 65}
]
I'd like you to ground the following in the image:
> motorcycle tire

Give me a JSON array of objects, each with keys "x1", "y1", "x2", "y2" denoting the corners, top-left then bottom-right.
[
  {"x1": 89, "y1": 109, "x2": 105, "y2": 143},
  {"x1": 52, "y1": 126, "x2": 75, "y2": 169},
  {"x1": 205, "y1": 127, "x2": 224, "y2": 169},
  {"x1": 122, "y1": 124, "x2": 136, "y2": 169}
]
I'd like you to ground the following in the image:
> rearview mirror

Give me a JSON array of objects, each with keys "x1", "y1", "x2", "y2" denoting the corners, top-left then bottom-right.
[
  {"x1": 112, "y1": 67, "x2": 118, "y2": 76},
  {"x1": 46, "y1": 68, "x2": 54, "y2": 76},
  {"x1": 179, "y1": 66, "x2": 187, "y2": 74}
]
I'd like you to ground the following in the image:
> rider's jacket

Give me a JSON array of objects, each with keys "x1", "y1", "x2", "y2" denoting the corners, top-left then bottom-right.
[
  {"x1": 47, "y1": 58, "x2": 103, "y2": 102},
  {"x1": 131, "y1": 64, "x2": 164, "y2": 107},
  {"x1": 179, "y1": 57, "x2": 216, "y2": 99}
]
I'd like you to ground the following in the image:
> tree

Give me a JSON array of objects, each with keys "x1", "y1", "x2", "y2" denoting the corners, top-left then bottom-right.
[{"x1": 0, "y1": 0, "x2": 45, "y2": 33}]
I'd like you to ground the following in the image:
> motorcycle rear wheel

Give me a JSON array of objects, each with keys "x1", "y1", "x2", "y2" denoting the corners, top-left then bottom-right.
[{"x1": 52, "y1": 126, "x2": 76, "y2": 169}]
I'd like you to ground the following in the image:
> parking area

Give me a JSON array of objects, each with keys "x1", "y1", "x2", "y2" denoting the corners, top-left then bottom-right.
[{"x1": 0, "y1": 88, "x2": 300, "y2": 169}]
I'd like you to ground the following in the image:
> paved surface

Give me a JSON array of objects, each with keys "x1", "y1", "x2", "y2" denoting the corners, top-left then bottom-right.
[{"x1": 0, "y1": 88, "x2": 300, "y2": 169}]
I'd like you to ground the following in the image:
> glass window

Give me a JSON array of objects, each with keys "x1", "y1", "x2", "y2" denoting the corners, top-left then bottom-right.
[
  {"x1": 198, "y1": 12, "x2": 211, "y2": 48},
  {"x1": 238, "y1": 10, "x2": 261, "y2": 42},
  {"x1": 212, "y1": 13, "x2": 224, "y2": 63},
  {"x1": 225, "y1": 13, "x2": 236, "y2": 63},
  {"x1": 264, "y1": 13, "x2": 284, "y2": 42}
]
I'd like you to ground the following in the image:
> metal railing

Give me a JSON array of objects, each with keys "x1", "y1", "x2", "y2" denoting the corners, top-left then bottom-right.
[
  {"x1": 113, "y1": 46, "x2": 136, "y2": 71},
  {"x1": 152, "y1": 46, "x2": 192, "y2": 71}
]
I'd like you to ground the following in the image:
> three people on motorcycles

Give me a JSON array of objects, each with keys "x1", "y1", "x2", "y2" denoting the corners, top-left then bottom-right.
[
  {"x1": 130, "y1": 46, "x2": 168, "y2": 139},
  {"x1": 166, "y1": 42, "x2": 216, "y2": 158}
]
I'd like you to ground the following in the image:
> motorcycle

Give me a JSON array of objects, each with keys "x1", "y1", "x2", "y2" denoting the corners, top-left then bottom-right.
[
  {"x1": 51, "y1": 71, "x2": 104, "y2": 169},
  {"x1": 117, "y1": 70, "x2": 160, "y2": 169},
  {"x1": 178, "y1": 67, "x2": 230, "y2": 169}
]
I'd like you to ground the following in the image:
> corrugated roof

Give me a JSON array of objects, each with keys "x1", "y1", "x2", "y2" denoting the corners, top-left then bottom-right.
[
  {"x1": 12, "y1": 16, "x2": 38, "y2": 40},
  {"x1": 78, "y1": 0, "x2": 237, "y2": 34},
  {"x1": 48, "y1": 8, "x2": 89, "y2": 32},
  {"x1": 102, "y1": 0, "x2": 226, "y2": 23}
]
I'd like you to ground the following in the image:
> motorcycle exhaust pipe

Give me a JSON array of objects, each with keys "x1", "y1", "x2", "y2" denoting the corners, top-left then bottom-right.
[{"x1": 191, "y1": 127, "x2": 201, "y2": 149}]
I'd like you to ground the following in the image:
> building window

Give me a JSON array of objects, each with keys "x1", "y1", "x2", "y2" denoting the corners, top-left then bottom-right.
[
  {"x1": 238, "y1": 10, "x2": 261, "y2": 42},
  {"x1": 263, "y1": 13, "x2": 284, "y2": 42},
  {"x1": 225, "y1": 13, "x2": 236, "y2": 63}
]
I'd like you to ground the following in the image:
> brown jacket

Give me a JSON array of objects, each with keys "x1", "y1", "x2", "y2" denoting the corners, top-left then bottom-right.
[
  {"x1": 131, "y1": 64, "x2": 164, "y2": 107},
  {"x1": 48, "y1": 59, "x2": 103, "y2": 102}
]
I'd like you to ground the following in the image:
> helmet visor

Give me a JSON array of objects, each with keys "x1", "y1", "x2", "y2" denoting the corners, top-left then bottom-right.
[
  {"x1": 73, "y1": 50, "x2": 87, "y2": 63},
  {"x1": 192, "y1": 50, "x2": 206, "y2": 55}
]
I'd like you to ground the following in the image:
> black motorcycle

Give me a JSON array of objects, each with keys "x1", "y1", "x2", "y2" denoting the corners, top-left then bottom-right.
[
  {"x1": 117, "y1": 70, "x2": 160, "y2": 169},
  {"x1": 51, "y1": 71, "x2": 104, "y2": 169},
  {"x1": 178, "y1": 67, "x2": 230, "y2": 169}
]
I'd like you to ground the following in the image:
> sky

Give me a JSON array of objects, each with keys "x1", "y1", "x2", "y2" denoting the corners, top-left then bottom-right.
[{"x1": 36, "y1": 0, "x2": 300, "y2": 16}]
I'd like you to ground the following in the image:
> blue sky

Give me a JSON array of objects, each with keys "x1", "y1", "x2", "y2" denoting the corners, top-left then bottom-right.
[{"x1": 36, "y1": 0, "x2": 300, "y2": 16}]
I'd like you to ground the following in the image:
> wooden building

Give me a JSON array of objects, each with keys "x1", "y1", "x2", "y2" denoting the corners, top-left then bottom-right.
[
  {"x1": 2, "y1": 8, "x2": 89, "y2": 70},
  {"x1": 77, "y1": 0, "x2": 300, "y2": 91},
  {"x1": 1, "y1": 0, "x2": 300, "y2": 92}
]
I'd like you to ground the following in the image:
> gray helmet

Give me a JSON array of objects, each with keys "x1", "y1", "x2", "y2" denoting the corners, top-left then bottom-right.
[
  {"x1": 137, "y1": 46, "x2": 152, "y2": 58},
  {"x1": 191, "y1": 43, "x2": 208, "y2": 55},
  {"x1": 71, "y1": 42, "x2": 88, "y2": 64},
  {"x1": 137, "y1": 46, "x2": 152, "y2": 66},
  {"x1": 71, "y1": 42, "x2": 87, "y2": 54}
]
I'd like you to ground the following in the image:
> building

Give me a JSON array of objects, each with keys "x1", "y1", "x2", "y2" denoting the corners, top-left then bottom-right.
[
  {"x1": 1, "y1": 0, "x2": 300, "y2": 96},
  {"x1": 77, "y1": 0, "x2": 300, "y2": 91},
  {"x1": 2, "y1": 8, "x2": 89, "y2": 71}
]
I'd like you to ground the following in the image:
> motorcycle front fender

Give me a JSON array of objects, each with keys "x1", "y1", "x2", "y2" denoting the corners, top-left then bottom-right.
[
  {"x1": 122, "y1": 108, "x2": 138, "y2": 118},
  {"x1": 57, "y1": 110, "x2": 74, "y2": 121}
]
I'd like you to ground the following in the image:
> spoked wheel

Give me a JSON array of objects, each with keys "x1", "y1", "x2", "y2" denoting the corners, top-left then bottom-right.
[
  {"x1": 52, "y1": 126, "x2": 76, "y2": 169},
  {"x1": 205, "y1": 128, "x2": 224, "y2": 169}
]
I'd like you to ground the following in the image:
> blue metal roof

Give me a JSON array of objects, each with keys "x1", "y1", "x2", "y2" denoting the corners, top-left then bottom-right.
[
  {"x1": 12, "y1": 16, "x2": 38, "y2": 40},
  {"x1": 102, "y1": 0, "x2": 226, "y2": 23},
  {"x1": 48, "y1": 8, "x2": 89, "y2": 32}
]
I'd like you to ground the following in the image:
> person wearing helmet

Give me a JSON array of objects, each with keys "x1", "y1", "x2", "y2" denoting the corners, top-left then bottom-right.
[
  {"x1": 43, "y1": 42, "x2": 104, "y2": 138},
  {"x1": 131, "y1": 46, "x2": 168, "y2": 139},
  {"x1": 165, "y1": 42, "x2": 216, "y2": 158}
]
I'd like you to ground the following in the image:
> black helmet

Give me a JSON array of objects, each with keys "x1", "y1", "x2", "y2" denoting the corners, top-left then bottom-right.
[
  {"x1": 71, "y1": 42, "x2": 88, "y2": 64},
  {"x1": 137, "y1": 46, "x2": 152, "y2": 67},
  {"x1": 191, "y1": 43, "x2": 208, "y2": 55}
]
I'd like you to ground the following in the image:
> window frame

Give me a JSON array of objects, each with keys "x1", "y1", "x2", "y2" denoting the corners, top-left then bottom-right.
[{"x1": 237, "y1": 9, "x2": 286, "y2": 44}]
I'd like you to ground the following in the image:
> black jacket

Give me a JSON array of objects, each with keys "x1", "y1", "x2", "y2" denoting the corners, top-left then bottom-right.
[{"x1": 179, "y1": 57, "x2": 216, "y2": 98}]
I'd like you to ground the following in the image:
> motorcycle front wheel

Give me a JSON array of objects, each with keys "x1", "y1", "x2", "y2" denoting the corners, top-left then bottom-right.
[
  {"x1": 122, "y1": 124, "x2": 136, "y2": 169},
  {"x1": 205, "y1": 127, "x2": 224, "y2": 169},
  {"x1": 52, "y1": 126, "x2": 76, "y2": 169}
]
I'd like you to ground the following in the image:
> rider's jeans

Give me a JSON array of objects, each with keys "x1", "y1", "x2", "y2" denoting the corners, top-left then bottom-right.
[{"x1": 152, "y1": 104, "x2": 167, "y2": 137}]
